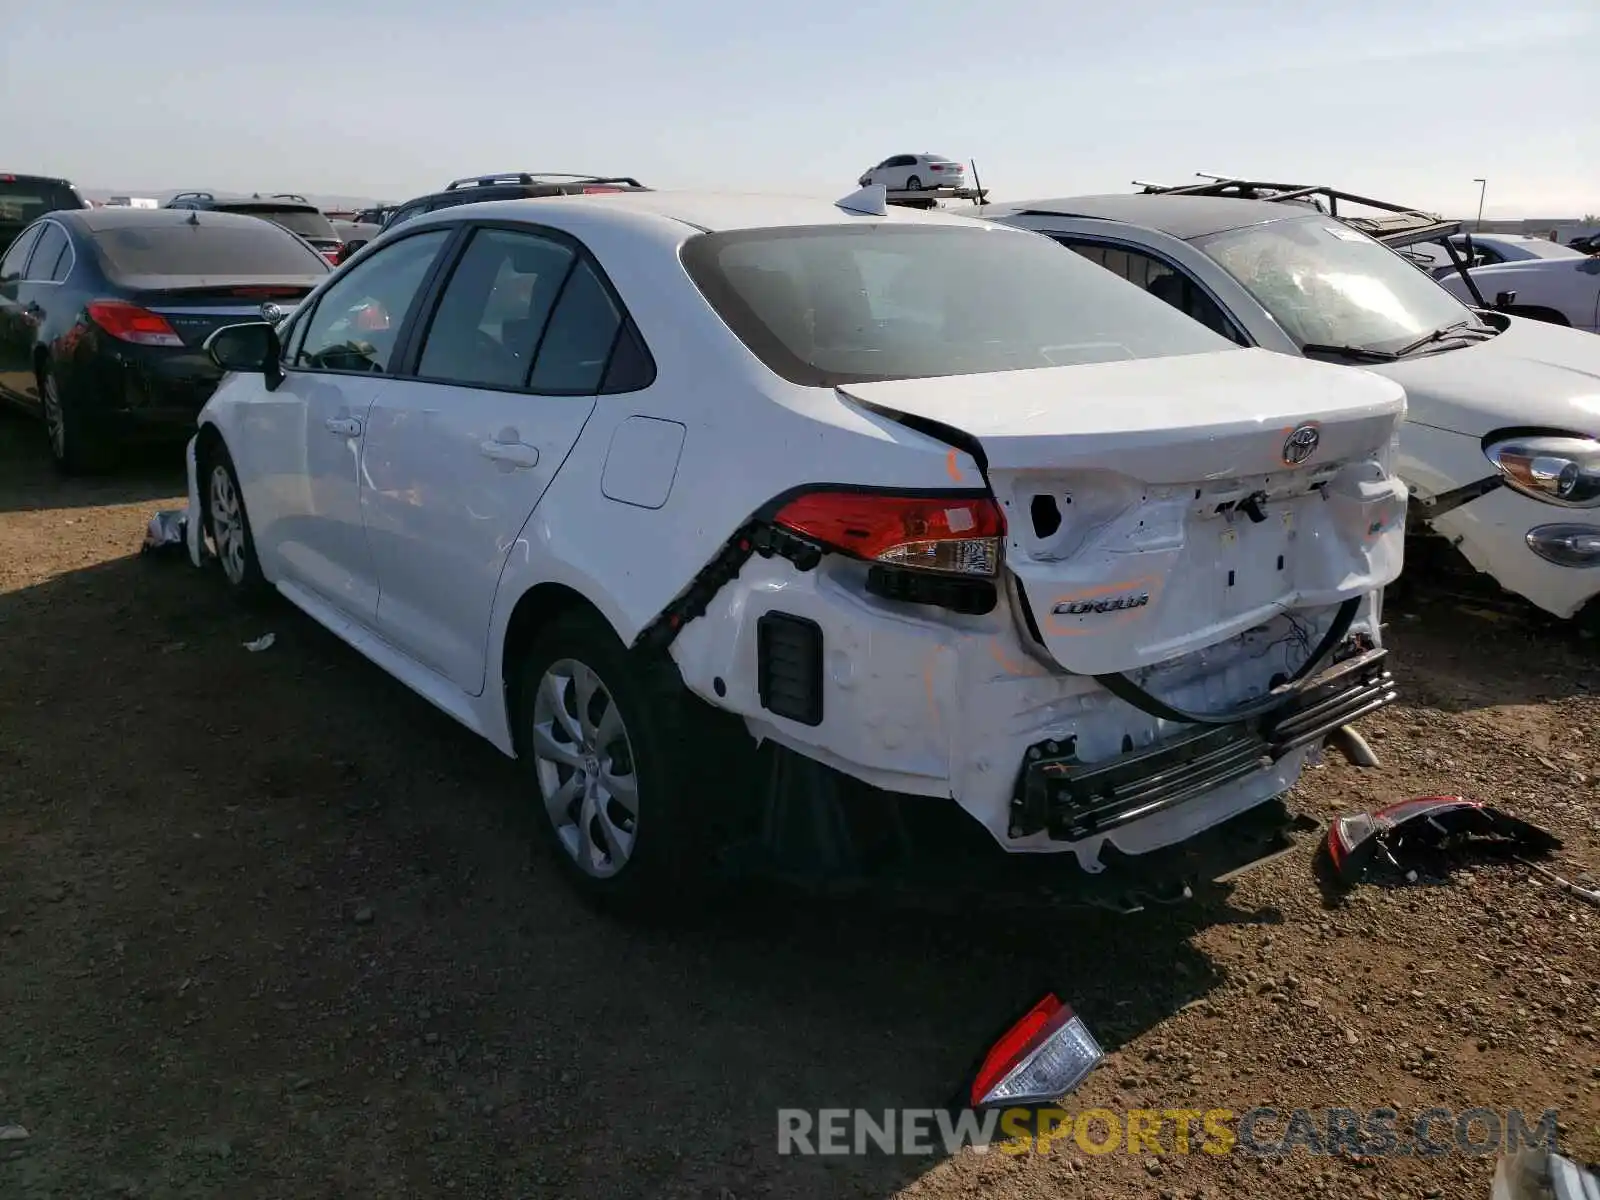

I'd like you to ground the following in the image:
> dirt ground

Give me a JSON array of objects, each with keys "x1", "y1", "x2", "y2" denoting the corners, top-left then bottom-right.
[{"x1": 0, "y1": 408, "x2": 1596, "y2": 1200}]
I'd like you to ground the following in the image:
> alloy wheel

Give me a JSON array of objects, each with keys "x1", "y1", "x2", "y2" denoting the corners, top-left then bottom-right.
[
  {"x1": 209, "y1": 463, "x2": 248, "y2": 585},
  {"x1": 41, "y1": 375, "x2": 66, "y2": 462},
  {"x1": 529, "y1": 658, "x2": 640, "y2": 878}
]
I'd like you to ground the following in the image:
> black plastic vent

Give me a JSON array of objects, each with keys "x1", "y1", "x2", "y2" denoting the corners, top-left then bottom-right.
[{"x1": 757, "y1": 612, "x2": 825, "y2": 727}]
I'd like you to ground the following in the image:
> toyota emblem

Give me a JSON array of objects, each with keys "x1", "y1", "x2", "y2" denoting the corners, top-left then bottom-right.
[{"x1": 1282, "y1": 423, "x2": 1320, "y2": 466}]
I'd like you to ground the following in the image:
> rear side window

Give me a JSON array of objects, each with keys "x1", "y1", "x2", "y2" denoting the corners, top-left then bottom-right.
[
  {"x1": 527, "y1": 259, "x2": 622, "y2": 393},
  {"x1": 681, "y1": 223, "x2": 1235, "y2": 386},
  {"x1": 25, "y1": 222, "x2": 70, "y2": 281},
  {"x1": 94, "y1": 220, "x2": 331, "y2": 279},
  {"x1": 417, "y1": 228, "x2": 574, "y2": 388},
  {"x1": 219, "y1": 205, "x2": 337, "y2": 241}
]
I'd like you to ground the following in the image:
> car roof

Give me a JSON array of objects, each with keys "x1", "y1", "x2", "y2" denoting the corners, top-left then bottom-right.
[
  {"x1": 1, "y1": 172, "x2": 75, "y2": 185},
  {"x1": 408, "y1": 190, "x2": 991, "y2": 234},
  {"x1": 982, "y1": 193, "x2": 1307, "y2": 240},
  {"x1": 70, "y1": 206, "x2": 291, "y2": 234}
]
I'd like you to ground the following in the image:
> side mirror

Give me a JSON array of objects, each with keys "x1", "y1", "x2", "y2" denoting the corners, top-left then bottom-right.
[
  {"x1": 1495, "y1": 290, "x2": 1518, "y2": 309},
  {"x1": 205, "y1": 322, "x2": 283, "y2": 387}
]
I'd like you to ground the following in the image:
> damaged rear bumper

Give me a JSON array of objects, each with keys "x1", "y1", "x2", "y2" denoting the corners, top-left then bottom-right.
[{"x1": 1011, "y1": 647, "x2": 1396, "y2": 842}]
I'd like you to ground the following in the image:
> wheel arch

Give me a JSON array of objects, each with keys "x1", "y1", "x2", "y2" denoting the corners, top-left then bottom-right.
[
  {"x1": 498, "y1": 581, "x2": 618, "y2": 743},
  {"x1": 1504, "y1": 304, "x2": 1572, "y2": 327}
]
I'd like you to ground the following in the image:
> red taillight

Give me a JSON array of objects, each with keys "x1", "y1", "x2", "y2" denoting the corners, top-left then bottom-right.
[
  {"x1": 87, "y1": 300, "x2": 183, "y2": 347},
  {"x1": 323, "y1": 249, "x2": 342, "y2": 264},
  {"x1": 969, "y1": 994, "x2": 1104, "y2": 1109},
  {"x1": 772, "y1": 490, "x2": 1004, "y2": 577}
]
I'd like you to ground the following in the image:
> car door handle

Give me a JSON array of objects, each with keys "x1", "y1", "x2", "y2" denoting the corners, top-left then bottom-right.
[
  {"x1": 479, "y1": 439, "x2": 540, "y2": 469},
  {"x1": 325, "y1": 417, "x2": 363, "y2": 437}
]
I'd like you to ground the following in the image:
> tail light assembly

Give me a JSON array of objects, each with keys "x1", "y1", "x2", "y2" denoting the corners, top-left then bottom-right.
[
  {"x1": 87, "y1": 300, "x2": 183, "y2": 347},
  {"x1": 771, "y1": 489, "x2": 1005, "y2": 615},
  {"x1": 968, "y1": 994, "x2": 1104, "y2": 1109}
]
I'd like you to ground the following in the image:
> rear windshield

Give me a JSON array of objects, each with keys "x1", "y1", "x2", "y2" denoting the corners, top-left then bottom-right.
[
  {"x1": 218, "y1": 205, "x2": 338, "y2": 240},
  {"x1": 680, "y1": 223, "x2": 1235, "y2": 386},
  {"x1": 0, "y1": 179, "x2": 82, "y2": 224},
  {"x1": 93, "y1": 220, "x2": 331, "y2": 279}
]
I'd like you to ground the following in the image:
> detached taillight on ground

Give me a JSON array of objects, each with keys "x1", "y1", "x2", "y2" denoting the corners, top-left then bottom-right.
[
  {"x1": 968, "y1": 994, "x2": 1104, "y2": 1109},
  {"x1": 772, "y1": 491, "x2": 1004, "y2": 577},
  {"x1": 87, "y1": 300, "x2": 183, "y2": 347}
]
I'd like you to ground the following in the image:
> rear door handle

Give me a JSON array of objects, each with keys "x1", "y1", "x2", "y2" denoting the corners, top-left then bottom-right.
[
  {"x1": 479, "y1": 439, "x2": 540, "y2": 469},
  {"x1": 325, "y1": 416, "x2": 362, "y2": 437}
]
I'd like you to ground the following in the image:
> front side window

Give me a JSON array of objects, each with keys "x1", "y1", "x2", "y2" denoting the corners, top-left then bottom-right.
[
  {"x1": 1198, "y1": 215, "x2": 1480, "y2": 354},
  {"x1": 681, "y1": 223, "x2": 1235, "y2": 387},
  {"x1": 0, "y1": 225, "x2": 43, "y2": 282},
  {"x1": 293, "y1": 230, "x2": 450, "y2": 372}
]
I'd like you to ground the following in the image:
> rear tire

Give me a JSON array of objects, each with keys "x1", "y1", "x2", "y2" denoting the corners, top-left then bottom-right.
[
  {"x1": 200, "y1": 440, "x2": 269, "y2": 603},
  {"x1": 513, "y1": 610, "x2": 719, "y2": 918},
  {"x1": 39, "y1": 363, "x2": 115, "y2": 475}
]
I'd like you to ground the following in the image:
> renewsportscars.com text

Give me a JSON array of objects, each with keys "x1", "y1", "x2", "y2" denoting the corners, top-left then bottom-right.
[{"x1": 777, "y1": 1106, "x2": 1561, "y2": 1158}]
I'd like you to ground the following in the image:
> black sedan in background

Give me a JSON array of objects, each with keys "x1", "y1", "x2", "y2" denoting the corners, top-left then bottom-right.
[{"x1": 0, "y1": 207, "x2": 329, "y2": 473}]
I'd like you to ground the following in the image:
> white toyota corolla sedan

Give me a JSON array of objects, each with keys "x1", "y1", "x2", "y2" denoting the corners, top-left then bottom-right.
[{"x1": 186, "y1": 186, "x2": 1408, "y2": 914}]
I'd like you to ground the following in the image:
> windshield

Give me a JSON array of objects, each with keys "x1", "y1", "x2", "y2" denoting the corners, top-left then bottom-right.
[
  {"x1": 0, "y1": 179, "x2": 82, "y2": 226},
  {"x1": 219, "y1": 205, "x2": 338, "y2": 241},
  {"x1": 1197, "y1": 215, "x2": 1478, "y2": 354},
  {"x1": 680, "y1": 223, "x2": 1235, "y2": 386},
  {"x1": 94, "y1": 220, "x2": 331, "y2": 279}
]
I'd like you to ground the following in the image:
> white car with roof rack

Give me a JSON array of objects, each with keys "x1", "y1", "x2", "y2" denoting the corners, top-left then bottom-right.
[
  {"x1": 980, "y1": 176, "x2": 1600, "y2": 625},
  {"x1": 184, "y1": 183, "x2": 1407, "y2": 915}
]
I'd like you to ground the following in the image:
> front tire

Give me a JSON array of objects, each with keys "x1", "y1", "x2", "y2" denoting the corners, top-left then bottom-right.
[
  {"x1": 514, "y1": 610, "x2": 714, "y2": 916},
  {"x1": 905, "y1": 174, "x2": 923, "y2": 191},
  {"x1": 201, "y1": 441, "x2": 268, "y2": 602},
  {"x1": 39, "y1": 363, "x2": 114, "y2": 475}
]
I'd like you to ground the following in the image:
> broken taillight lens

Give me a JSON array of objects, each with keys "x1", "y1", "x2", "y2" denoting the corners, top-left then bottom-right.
[
  {"x1": 969, "y1": 994, "x2": 1104, "y2": 1109},
  {"x1": 772, "y1": 491, "x2": 1005, "y2": 577}
]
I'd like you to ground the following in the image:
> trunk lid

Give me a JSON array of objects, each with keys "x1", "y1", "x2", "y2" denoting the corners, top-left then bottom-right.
[
  {"x1": 128, "y1": 279, "x2": 319, "y2": 348},
  {"x1": 838, "y1": 349, "x2": 1408, "y2": 676}
]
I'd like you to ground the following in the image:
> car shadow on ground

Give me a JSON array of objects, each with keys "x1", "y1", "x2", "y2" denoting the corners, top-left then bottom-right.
[
  {"x1": 0, "y1": 408, "x2": 186, "y2": 513},
  {"x1": 0, "y1": 551, "x2": 1285, "y2": 1198}
]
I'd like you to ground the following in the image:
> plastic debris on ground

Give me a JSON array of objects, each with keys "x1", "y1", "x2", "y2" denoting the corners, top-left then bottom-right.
[
  {"x1": 139, "y1": 509, "x2": 189, "y2": 556},
  {"x1": 243, "y1": 634, "x2": 276, "y2": 653},
  {"x1": 1321, "y1": 795, "x2": 1562, "y2": 887},
  {"x1": 1491, "y1": 1147, "x2": 1600, "y2": 1200}
]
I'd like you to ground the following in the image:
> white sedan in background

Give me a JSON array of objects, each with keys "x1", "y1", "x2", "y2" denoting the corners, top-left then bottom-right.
[
  {"x1": 186, "y1": 186, "x2": 1406, "y2": 915},
  {"x1": 857, "y1": 153, "x2": 967, "y2": 191}
]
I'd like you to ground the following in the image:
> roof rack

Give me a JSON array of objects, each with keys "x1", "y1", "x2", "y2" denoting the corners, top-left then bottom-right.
[
  {"x1": 1132, "y1": 172, "x2": 1488, "y2": 306},
  {"x1": 443, "y1": 172, "x2": 644, "y2": 192},
  {"x1": 168, "y1": 191, "x2": 215, "y2": 202}
]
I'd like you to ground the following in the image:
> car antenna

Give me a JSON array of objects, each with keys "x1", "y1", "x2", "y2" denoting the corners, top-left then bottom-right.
[
  {"x1": 835, "y1": 182, "x2": 887, "y2": 216},
  {"x1": 186, "y1": 209, "x2": 200, "y2": 225}
]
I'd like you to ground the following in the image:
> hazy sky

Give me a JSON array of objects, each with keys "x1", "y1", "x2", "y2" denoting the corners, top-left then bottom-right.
[{"x1": 3, "y1": 0, "x2": 1595, "y2": 216}]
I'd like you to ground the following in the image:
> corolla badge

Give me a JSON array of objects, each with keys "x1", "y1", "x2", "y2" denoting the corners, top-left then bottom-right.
[
  {"x1": 1053, "y1": 592, "x2": 1150, "y2": 616},
  {"x1": 1282, "y1": 423, "x2": 1321, "y2": 466}
]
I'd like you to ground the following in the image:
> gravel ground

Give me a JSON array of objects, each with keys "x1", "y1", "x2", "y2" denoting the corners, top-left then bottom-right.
[{"x1": 0, "y1": 409, "x2": 1596, "y2": 1200}]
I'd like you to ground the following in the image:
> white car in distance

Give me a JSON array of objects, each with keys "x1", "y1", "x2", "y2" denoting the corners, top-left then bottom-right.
[
  {"x1": 858, "y1": 154, "x2": 967, "y2": 192},
  {"x1": 189, "y1": 186, "x2": 1407, "y2": 915}
]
